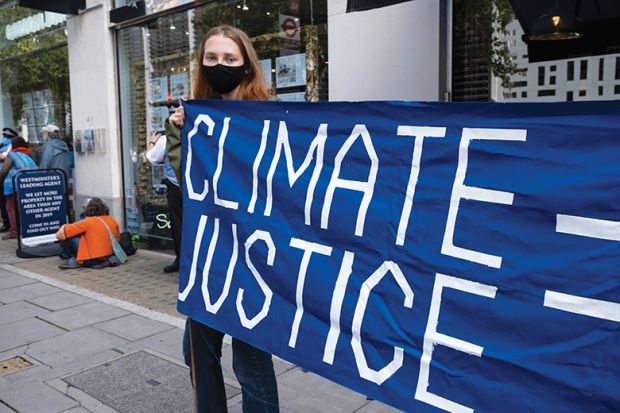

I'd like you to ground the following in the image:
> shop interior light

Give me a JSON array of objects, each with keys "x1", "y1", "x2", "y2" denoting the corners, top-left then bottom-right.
[
  {"x1": 266, "y1": 11, "x2": 270, "y2": 16},
  {"x1": 242, "y1": 0, "x2": 249, "y2": 11},
  {"x1": 523, "y1": 0, "x2": 583, "y2": 41},
  {"x1": 170, "y1": 23, "x2": 176, "y2": 30}
]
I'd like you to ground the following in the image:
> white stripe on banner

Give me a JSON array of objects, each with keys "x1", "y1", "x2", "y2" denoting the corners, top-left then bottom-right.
[
  {"x1": 556, "y1": 214, "x2": 620, "y2": 241},
  {"x1": 544, "y1": 291, "x2": 620, "y2": 323}
]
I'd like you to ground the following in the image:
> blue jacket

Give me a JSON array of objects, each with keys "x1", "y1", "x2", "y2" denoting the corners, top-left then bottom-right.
[
  {"x1": 4, "y1": 151, "x2": 37, "y2": 195},
  {"x1": 39, "y1": 139, "x2": 73, "y2": 180}
]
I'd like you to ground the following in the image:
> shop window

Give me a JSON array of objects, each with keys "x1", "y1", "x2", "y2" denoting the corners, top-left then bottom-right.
[
  {"x1": 0, "y1": 6, "x2": 71, "y2": 146},
  {"x1": 117, "y1": 0, "x2": 328, "y2": 243}
]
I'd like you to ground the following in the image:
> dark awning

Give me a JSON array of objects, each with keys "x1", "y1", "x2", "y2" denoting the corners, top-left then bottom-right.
[
  {"x1": 17, "y1": 0, "x2": 85, "y2": 15},
  {"x1": 509, "y1": 0, "x2": 620, "y2": 62}
]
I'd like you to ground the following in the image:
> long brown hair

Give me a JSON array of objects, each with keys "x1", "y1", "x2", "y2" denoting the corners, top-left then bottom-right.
[{"x1": 192, "y1": 25, "x2": 269, "y2": 101}]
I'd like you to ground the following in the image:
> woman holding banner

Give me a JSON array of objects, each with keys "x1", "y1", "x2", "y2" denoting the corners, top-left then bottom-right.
[{"x1": 167, "y1": 25, "x2": 279, "y2": 413}]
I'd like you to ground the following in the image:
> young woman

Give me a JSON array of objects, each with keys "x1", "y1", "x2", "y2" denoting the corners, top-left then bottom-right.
[{"x1": 167, "y1": 25, "x2": 278, "y2": 413}]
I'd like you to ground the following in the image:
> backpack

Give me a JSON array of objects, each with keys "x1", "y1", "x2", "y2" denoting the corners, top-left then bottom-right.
[{"x1": 119, "y1": 231, "x2": 137, "y2": 256}]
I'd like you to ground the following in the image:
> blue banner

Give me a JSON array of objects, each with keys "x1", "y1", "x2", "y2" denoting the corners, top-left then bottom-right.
[{"x1": 177, "y1": 100, "x2": 619, "y2": 412}]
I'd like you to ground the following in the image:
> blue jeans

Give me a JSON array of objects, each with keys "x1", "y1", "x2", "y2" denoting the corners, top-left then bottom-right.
[
  {"x1": 183, "y1": 318, "x2": 279, "y2": 413},
  {"x1": 60, "y1": 236, "x2": 80, "y2": 258},
  {"x1": 59, "y1": 236, "x2": 107, "y2": 267}
]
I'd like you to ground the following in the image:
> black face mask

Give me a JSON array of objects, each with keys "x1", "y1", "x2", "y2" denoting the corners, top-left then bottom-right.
[{"x1": 202, "y1": 64, "x2": 246, "y2": 94}]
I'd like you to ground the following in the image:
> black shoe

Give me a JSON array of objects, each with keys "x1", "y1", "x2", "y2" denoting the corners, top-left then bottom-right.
[
  {"x1": 0, "y1": 225, "x2": 10, "y2": 233},
  {"x1": 163, "y1": 261, "x2": 179, "y2": 273}
]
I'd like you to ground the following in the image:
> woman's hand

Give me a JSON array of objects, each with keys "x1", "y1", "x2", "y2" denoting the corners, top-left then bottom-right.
[
  {"x1": 150, "y1": 131, "x2": 162, "y2": 143},
  {"x1": 169, "y1": 99, "x2": 186, "y2": 127},
  {"x1": 56, "y1": 225, "x2": 67, "y2": 241}
]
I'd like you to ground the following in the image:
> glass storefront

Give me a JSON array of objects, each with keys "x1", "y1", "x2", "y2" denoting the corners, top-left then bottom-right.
[
  {"x1": 0, "y1": 5, "x2": 70, "y2": 153},
  {"x1": 117, "y1": 0, "x2": 328, "y2": 248}
]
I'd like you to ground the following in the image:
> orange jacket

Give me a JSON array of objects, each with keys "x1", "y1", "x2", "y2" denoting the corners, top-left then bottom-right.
[{"x1": 63, "y1": 215, "x2": 120, "y2": 263}]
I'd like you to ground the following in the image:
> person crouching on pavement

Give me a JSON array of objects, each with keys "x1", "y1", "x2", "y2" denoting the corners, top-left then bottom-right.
[{"x1": 55, "y1": 197, "x2": 121, "y2": 269}]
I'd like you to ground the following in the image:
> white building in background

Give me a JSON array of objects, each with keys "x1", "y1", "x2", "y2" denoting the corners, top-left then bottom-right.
[{"x1": 499, "y1": 20, "x2": 620, "y2": 102}]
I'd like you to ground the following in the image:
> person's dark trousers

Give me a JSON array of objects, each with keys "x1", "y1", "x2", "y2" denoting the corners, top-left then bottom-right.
[
  {"x1": 0, "y1": 190, "x2": 9, "y2": 229},
  {"x1": 183, "y1": 318, "x2": 279, "y2": 413},
  {"x1": 164, "y1": 179, "x2": 182, "y2": 267},
  {"x1": 60, "y1": 236, "x2": 80, "y2": 258}
]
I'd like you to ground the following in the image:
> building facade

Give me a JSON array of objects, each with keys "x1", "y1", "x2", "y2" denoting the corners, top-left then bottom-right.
[
  {"x1": 0, "y1": 0, "x2": 451, "y2": 250},
  {"x1": 500, "y1": 20, "x2": 620, "y2": 103}
]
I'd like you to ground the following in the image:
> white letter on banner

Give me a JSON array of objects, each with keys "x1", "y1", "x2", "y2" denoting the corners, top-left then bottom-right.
[
  {"x1": 185, "y1": 115, "x2": 215, "y2": 201},
  {"x1": 201, "y1": 219, "x2": 238, "y2": 314},
  {"x1": 323, "y1": 251, "x2": 354, "y2": 364},
  {"x1": 395, "y1": 126, "x2": 446, "y2": 246},
  {"x1": 248, "y1": 120, "x2": 271, "y2": 214},
  {"x1": 237, "y1": 230, "x2": 275, "y2": 329},
  {"x1": 441, "y1": 128, "x2": 526, "y2": 268},
  {"x1": 351, "y1": 261, "x2": 414, "y2": 384},
  {"x1": 321, "y1": 125, "x2": 379, "y2": 237},
  {"x1": 415, "y1": 273, "x2": 497, "y2": 413},
  {"x1": 179, "y1": 215, "x2": 208, "y2": 301},
  {"x1": 213, "y1": 117, "x2": 238, "y2": 210},
  {"x1": 288, "y1": 238, "x2": 333, "y2": 348},
  {"x1": 265, "y1": 121, "x2": 328, "y2": 225}
]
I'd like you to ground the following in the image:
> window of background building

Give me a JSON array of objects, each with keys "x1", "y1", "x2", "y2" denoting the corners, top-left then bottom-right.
[
  {"x1": 599, "y1": 86, "x2": 603, "y2": 96},
  {"x1": 580, "y1": 60, "x2": 587, "y2": 80},
  {"x1": 578, "y1": 90, "x2": 586, "y2": 97},
  {"x1": 567, "y1": 61, "x2": 574, "y2": 81},
  {"x1": 0, "y1": 5, "x2": 71, "y2": 153},
  {"x1": 599, "y1": 58, "x2": 604, "y2": 81},
  {"x1": 549, "y1": 75, "x2": 556, "y2": 85},
  {"x1": 538, "y1": 66, "x2": 545, "y2": 86},
  {"x1": 567, "y1": 91, "x2": 573, "y2": 101},
  {"x1": 550, "y1": 65, "x2": 556, "y2": 72},
  {"x1": 616, "y1": 57, "x2": 620, "y2": 80},
  {"x1": 117, "y1": 0, "x2": 328, "y2": 244}
]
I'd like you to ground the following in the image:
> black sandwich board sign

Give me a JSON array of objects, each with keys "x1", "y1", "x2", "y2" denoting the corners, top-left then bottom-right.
[{"x1": 14, "y1": 169, "x2": 69, "y2": 258}]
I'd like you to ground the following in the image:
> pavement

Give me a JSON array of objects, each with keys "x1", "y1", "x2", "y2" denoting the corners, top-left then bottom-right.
[{"x1": 0, "y1": 237, "x2": 399, "y2": 413}]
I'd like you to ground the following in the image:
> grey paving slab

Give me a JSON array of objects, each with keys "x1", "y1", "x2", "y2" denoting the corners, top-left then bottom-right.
[
  {"x1": 356, "y1": 400, "x2": 402, "y2": 412},
  {"x1": 63, "y1": 351, "x2": 193, "y2": 413},
  {"x1": 116, "y1": 327, "x2": 185, "y2": 361},
  {"x1": 38, "y1": 302, "x2": 130, "y2": 331},
  {"x1": 275, "y1": 368, "x2": 368, "y2": 413},
  {"x1": 61, "y1": 408, "x2": 92, "y2": 413},
  {"x1": 0, "y1": 317, "x2": 65, "y2": 352},
  {"x1": 1, "y1": 380, "x2": 78, "y2": 413},
  {"x1": 0, "y1": 301, "x2": 50, "y2": 325},
  {"x1": 0, "y1": 282, "x2": 63, "y2": 304},
  {"x1": 27, "y1": 291, "x2": 93, "y2": 311},
  {"x1": 26, "y1": 327, "x2": 127, "y2": 368},
  {"x1": 3, "y1": 364, "x2": 53, "y2": 385},
  {"x1": 0, "y1": 402, "x2": 15, "y2": 413},
  {"x1": 0, "y1": 274, "x2": 36, "y2": 292},
  {"x1": 94, "y1": 314, "x2": 173, "y2": 342}
]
